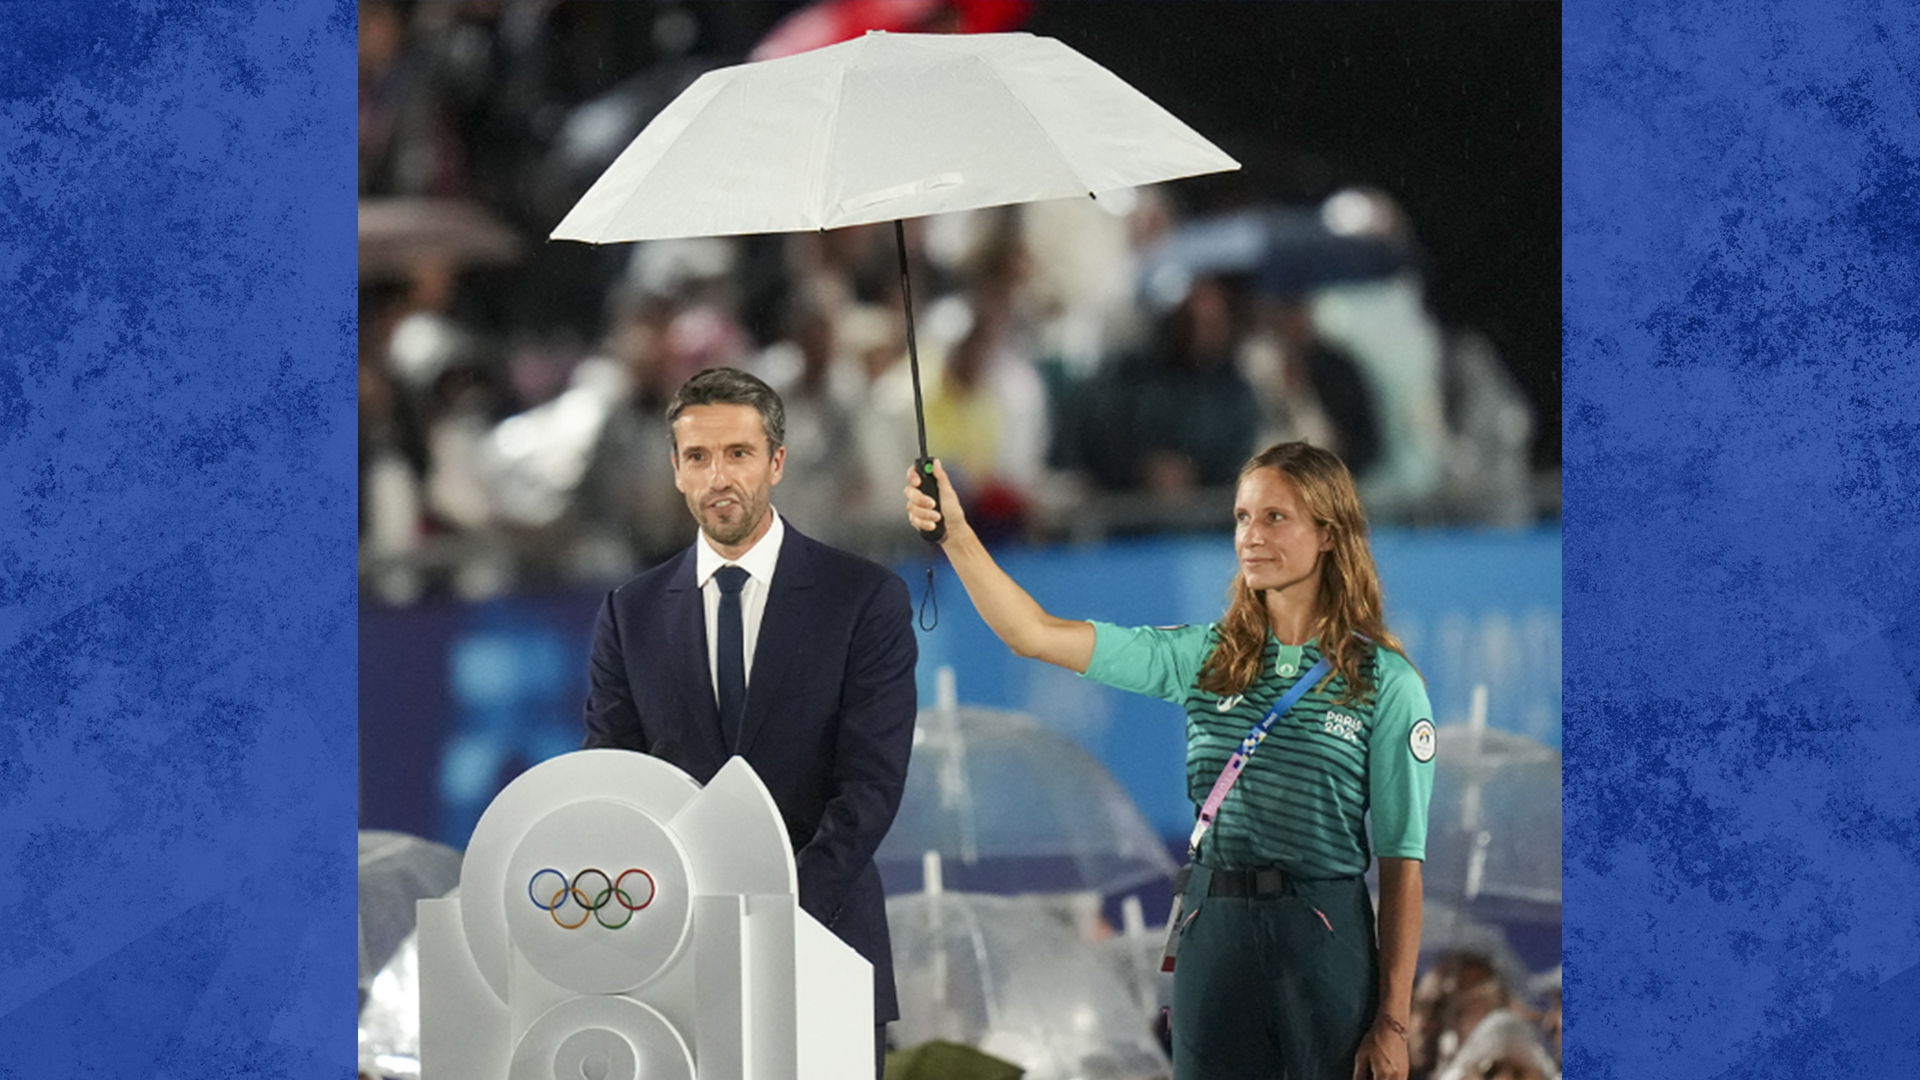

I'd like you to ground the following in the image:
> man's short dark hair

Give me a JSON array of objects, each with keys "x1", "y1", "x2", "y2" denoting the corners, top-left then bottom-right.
[{"x1": 666, "y1": 367, "x2": 786, "y2": 451}]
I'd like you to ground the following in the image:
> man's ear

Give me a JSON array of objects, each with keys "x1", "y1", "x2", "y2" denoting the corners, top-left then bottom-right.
[{"x1": 769, "y1": 444, "x2": 786, "y2": 485}]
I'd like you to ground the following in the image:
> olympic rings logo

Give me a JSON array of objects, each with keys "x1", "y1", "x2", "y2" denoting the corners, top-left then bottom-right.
[{"x1": 528, "y1": 868, "x2": 657, "y2": 930}]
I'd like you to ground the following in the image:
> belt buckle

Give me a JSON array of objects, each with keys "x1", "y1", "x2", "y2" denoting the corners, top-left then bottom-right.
[{"x1": 1254, "y1": 868, "x2": 1287, "y2": 896}]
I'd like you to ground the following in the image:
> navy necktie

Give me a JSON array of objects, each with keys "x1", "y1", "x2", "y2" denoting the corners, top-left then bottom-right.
[{"x1": 714, "y1": 565, "x2": 749, "y2": 751}]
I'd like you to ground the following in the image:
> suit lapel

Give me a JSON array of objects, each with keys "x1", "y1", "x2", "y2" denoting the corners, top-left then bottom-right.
[
  {"x1": 663, "y1": 551, "x2": 728, "y2": 762},
  {"x1": 738, "y1": 528, "x2": 818, "y2": 757}
]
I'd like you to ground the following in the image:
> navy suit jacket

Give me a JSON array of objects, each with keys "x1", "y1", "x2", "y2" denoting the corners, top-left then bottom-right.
[{"x1": 582, "y1": 523, "x2": 918, "y2": 1022}]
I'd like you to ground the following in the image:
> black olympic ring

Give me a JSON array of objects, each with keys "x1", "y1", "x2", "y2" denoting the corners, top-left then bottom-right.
[{"x1": 528, "y1": 867, "x2": 657, "y2": 930}]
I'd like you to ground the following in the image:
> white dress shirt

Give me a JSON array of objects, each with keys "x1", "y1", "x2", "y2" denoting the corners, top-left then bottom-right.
[{"x1": 694, "y1": 508, "x2": 785, "y2": 705}]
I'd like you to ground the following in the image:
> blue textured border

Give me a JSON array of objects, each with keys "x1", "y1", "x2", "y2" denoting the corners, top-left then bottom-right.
[
  {"x1": 0, "y1": 0, "x2": 357, "y2": 1073},
  {"x1": 1565, "y1": 0, "x2": 1920, "y2": 1075}
]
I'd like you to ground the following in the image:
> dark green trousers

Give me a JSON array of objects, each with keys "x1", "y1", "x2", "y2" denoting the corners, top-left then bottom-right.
[{"x1": 1170, "y1": 871, "x2": 1378, "y2": 1080}]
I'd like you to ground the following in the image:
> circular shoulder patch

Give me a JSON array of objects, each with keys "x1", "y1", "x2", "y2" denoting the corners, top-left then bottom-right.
[{"x1": 1409, "y1": 719, "x2": 1436, "y2": 763}]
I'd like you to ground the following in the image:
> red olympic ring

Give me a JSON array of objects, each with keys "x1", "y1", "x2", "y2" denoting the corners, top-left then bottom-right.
[{"x1": 616, "y1": 868, "x2": 656, "y2": 911}]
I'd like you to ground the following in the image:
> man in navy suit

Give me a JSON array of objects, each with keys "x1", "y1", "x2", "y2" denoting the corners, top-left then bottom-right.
[{"x1": 582, "y1": 367, "x2": 917, "y2": 1077}]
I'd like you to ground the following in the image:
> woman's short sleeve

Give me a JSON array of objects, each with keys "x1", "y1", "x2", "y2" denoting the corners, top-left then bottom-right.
[
  {"x1": 1366, "y1": 650, "x2": 1437, "y2": 861},
  {"x1": 1080, "y1": 621, "x2": 1214, "y2": 705}
]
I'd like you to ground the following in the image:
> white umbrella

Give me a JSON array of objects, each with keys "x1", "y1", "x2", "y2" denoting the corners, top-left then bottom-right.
[
  {"x1": 550, "y1": 31, "x2": 1236, "y2": 240},
  {"x1": 551, "y1": 30, "x2": 1238, "y2": 535}
]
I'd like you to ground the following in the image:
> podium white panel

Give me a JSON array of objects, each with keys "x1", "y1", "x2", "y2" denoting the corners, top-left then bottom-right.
[
  {"x1": 669, "y1": 758, "x2": 799, "y2": 897},
  {"x1": 794, "y1": 911, "x2": 874, "y2": 1080},
  {"x1": 509, "y1": 995, "x2": 694, "y2": 1080},
  {"x1": 420, "y1": 752, "x2": 873, "y2": 1080},
  {"x1": 692, "y1": 894, "x2": 749, "y2": 1080},
  {"x1": 418, "y1": 898, "x2": 508, "y2": 1080},
  {"x1": 460, "y1": 750, "x2": 701, "y2": 1001},
  {"x1": 746, "y1": 894, "x2": 800, "y2": 1080}
]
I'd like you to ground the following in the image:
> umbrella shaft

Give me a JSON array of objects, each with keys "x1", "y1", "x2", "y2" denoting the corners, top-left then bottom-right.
[{"x1": 895, "y1": 219, "x2": 930, "y2": 460}]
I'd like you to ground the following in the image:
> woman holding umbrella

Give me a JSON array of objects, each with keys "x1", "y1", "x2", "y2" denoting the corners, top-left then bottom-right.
[{"x1": 905, "y1": 442, "x2": 1434, "y2": 1080}]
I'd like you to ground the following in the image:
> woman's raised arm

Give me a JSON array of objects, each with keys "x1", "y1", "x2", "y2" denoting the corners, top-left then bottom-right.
[{"x1": 905, "y1": 459, "x2": 1095, "y2": 673}]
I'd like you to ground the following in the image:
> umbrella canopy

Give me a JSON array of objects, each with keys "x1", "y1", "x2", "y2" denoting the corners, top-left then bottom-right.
[
  {"x1": 875, "y1": 703, "x2": 1179, "y2": 897},
  {"x1": 358, "y1": 198, "x2": 521, "y2": 282},
  {"x1": 1135, "y1": 205, "x2": 1410, "y2": 311},
  {"x1": 888, "y1": 890, "x2": 1171, "y2": 1080},
  {"x1": 359, "y1": 929, "x2": 426, "y2": 1080},
  {"x1": 1421, "y1": 723, "x2": 1561, "y2": 911},
  {"x1": 550, "y1": 31, "x2": 1237, "y2": 243},
  {"x1": 357, "y1": 830, "x2": 462, "y2": 995}
]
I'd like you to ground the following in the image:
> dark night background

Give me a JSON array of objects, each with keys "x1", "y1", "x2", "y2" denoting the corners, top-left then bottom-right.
[{"x1": 1028, "y1": 3, "x2": 1561, "y2": 467}]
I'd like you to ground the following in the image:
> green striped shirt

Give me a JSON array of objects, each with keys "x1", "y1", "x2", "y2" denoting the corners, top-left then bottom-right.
[{"x1": 1083, "y1": 622, "x2": 1434, "y2": 878}]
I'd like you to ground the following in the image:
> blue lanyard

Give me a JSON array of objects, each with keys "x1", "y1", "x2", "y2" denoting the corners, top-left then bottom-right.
[{"x1": 1188, "y1": 654, "x2": 1334, "y2": 858}]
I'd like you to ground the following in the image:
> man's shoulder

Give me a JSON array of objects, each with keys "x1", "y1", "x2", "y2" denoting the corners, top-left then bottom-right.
[{"x1": 610, "y1": 547, "x2": 695, "y2": 603}]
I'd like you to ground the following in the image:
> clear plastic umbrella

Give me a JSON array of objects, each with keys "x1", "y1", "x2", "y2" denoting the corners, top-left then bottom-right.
[
  {"x1": 1097, "y1": 895, "x2": 1171, "y2": 1035},
  {"x1": 888, "y1": 887, "x2": 1171, "y2": 1080},
  {"x1": 358, "y1": 830, "x2": 463, "y2": 999},
  {"x1": 876, "y1": 673, "x2": 1178, "y2": 897},
  {"x1": 357, "y1": 198, "x2": 521, "y2": 283},
  {"x1": 359, "y1": 928, "x2": 425, "y2": 1080},
  {"x1": 1420, "y1": 688, "x2": 1562, "y2": 911},
  {"x1": 358, "y1": 830, "x2": 462, "y2": 1080},
  {"x1": 1135, "y1": 204, "x2": 1410, "y2": 311}
]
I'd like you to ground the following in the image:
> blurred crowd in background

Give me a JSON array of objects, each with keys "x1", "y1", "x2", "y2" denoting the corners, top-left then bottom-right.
[{"x1": 358, "y1": 0, "x2": 1557, "y2": 606}]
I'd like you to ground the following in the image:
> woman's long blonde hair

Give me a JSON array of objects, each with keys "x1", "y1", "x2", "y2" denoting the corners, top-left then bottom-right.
[{"x1": 1196, "y1": 442, "x2": 1408, "y2": 703}]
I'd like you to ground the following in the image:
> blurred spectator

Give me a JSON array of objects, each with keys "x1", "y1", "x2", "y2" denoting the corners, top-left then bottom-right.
[
  {"x1": 570, "y1": 289, "x2": 693, "y2": 571},
  {"x1": 1440, "y1": 328, "x2": 1536, "y2": 527},
  {"x1": 1020, "y1": 189, "x2": 1149, "y2": 378},
  {"x1": 840, "y1": 303, "x2": 925, "y2": 552},
  {"x1": 1433, "y1": 1010, "x2": 1560, "y2": 1080},
  {"x1": 920, "y1": 209, "x2": 1051, "y2": 541},
  {"x1": 1062, "y1": 272, "x2": 1264, "y2": 495},
  {"x1": 1307, "y1": 188, "x2": 1452, "y2": 520},
  {"x1": 1530, "y1": 965, "x2": 1562, "y2": 1070},
  {"x1": 1409, "y1": 950, "x2": 1516, "y2": 1080},
  {"x1": 361, "y1": 261, "x2": 523, "y2": 603},
  {"x1": 751, "y1": 296, "x2": 868, "y2": 547},
  {"x1": 1242, "y1": 296, "x2": 1382, "y2": 479},
  {"x1": 360, "y1": 0, "x2": 452, "y2": 196}
]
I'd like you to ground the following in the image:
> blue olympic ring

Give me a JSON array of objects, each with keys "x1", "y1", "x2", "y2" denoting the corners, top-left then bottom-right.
[{"x1": 528, "y1": 867, "x2": 656, "y2": 929}]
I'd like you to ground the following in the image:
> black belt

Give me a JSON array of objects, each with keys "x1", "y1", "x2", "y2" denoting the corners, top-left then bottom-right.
[{"x1": 1207, "y1": 867, "x2": 1297, "y2": 898}]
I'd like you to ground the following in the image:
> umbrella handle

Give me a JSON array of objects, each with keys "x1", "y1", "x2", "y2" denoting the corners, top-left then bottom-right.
[{"x1": 914, "y1": 457, "x2": 947, "y2": 544}]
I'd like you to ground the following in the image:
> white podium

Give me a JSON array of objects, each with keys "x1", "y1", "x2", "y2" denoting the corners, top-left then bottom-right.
[{"x1": 418, "y1": 751, "x2": 873, "y2": 1080}]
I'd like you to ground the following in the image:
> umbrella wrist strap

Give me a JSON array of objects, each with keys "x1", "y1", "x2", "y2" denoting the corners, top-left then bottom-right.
[{"x1": 1187, "y1": 656, "x2": 1333, "y2": 859}]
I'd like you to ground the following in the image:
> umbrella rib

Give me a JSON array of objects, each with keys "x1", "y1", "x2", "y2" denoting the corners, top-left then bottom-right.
[
  {"x1": 987, "y1": 62, "x2": 1103, "y2": 199},
  {"x1": 812, "y1": 53, "x2": 856, "y2": 230}
]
